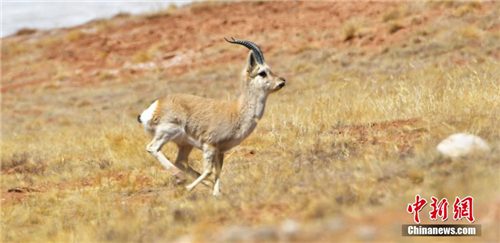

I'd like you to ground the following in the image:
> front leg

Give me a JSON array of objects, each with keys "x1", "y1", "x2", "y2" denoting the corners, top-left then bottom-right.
[
  {"x1": 186, "y1": 144, "x2": 216, "y2": 192},
  {"x1": 175, "y1": 145, "x2": 214, "y2": 188},
  {"x1": 213, "y1": 152, "x2": 224, "y2": 197}
]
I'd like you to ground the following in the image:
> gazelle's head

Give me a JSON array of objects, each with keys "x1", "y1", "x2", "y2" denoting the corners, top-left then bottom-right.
[{"x1": 225, "y1": 38, "x2": 286, "y2": 94}]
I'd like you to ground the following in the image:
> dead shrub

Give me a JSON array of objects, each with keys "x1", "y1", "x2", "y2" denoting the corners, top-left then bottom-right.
[{"x1": 2, "y1": 153, "x2": 47, "y2": 175}]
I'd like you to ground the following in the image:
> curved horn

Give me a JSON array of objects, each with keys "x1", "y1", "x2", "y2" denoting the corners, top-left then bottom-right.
[{"x1": 224, "y1": 37, "x2": 265, "y2": 64}]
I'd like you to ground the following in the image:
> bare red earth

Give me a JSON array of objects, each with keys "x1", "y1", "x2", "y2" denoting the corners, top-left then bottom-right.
[{"x1": 2, "y1": 1, "x2": 498, "y2": 93}]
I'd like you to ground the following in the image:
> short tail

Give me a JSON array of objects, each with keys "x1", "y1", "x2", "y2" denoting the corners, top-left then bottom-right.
[{"x1": 137, "y1": 115, "x2": 142, "y2": 123}]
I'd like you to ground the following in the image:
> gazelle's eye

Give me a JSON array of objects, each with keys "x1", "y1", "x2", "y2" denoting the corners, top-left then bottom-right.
[{"x1": 258, "y1": 71, "x2": 267, "y2": 77}]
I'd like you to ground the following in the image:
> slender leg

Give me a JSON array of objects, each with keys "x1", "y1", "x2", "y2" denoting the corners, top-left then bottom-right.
[
  {"x1": 186, "y1": 144, "x2": 216, "y2": 192},
  {"x1": 175, "y1": 145, "x2": 214, "y2": 188},
  {"x1": 213, "y1": 152, "x2": 224, "y2": 197},
  {"x1": 146, "y1": 134, "x2": 182, "y2": 175}
]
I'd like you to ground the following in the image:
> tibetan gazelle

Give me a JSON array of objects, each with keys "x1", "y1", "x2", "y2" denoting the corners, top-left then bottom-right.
[{"x1": 138, "y1": 38, "x2": 286, "y2": 196}]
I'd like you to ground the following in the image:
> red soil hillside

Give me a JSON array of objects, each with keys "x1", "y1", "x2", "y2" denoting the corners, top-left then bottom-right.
[{"x1": 2, "y1": 1, "x2": 499, "y2": 93}]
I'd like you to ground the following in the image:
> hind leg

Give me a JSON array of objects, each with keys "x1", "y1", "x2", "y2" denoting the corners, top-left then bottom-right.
[{"x1": 146, "y1": 128, "x2": 183, "y2": 177}]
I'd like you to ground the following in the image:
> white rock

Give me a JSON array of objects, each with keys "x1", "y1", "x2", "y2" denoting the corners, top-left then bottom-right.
[{"x1": 437, "y1": 133, "x2": 490, "y2": 158}]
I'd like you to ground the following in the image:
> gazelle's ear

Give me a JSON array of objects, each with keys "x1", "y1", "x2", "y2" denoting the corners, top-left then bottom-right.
[{"x1": 245, "y1": 51, "x2": 257, "y2": 73}]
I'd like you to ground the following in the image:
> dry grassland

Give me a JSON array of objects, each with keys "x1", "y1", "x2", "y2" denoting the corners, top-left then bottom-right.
[{"x1": 1, "y1": 1, "x2": 499, "y2": 242}]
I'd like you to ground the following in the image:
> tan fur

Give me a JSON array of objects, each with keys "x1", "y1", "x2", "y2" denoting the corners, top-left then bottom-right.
[
  {"x1": 153, "y1": 95, "x2": 239, "y2": 149},
  {"x1": 140, "y1": 44, "x2": 286, "y2": 196}
]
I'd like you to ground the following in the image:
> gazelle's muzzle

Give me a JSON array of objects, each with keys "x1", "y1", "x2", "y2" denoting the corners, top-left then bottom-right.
[{"x1": 278, "y1": 77, "x2": 286, "y2": 89}]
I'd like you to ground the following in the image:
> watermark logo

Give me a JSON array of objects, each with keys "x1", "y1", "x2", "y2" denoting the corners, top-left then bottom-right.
[
  {"x1": 407, "y1": 194, "x2": 427, "y2": 224},
  {"x1": 453, "y1": 196, "x2": 475, "y2": 223},
  {"x1": 402, "y1": 224, "x2": 481, "y2": 236},
  {"x1": 404, "y1": 195, "x2": 479, "y2": 236},
  {"x1": 407, "y1": 195, "x2": 475, "y2": 224},
  {"x1": 429, "y1": 196, "x2": 449, "y2": 221}
]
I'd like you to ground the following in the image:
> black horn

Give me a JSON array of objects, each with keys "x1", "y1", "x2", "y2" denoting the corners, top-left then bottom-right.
[{"x1": 224, "y1": 37, "x2": 265, "y2": 64}]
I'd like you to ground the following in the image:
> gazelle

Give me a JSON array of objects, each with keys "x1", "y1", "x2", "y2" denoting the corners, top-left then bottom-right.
[{"x1": 138, "y1": 38, "x2": 286, "y2": 196}]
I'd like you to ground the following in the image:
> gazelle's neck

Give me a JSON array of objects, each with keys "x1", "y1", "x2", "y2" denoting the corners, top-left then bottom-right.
[{"x1": 237, "y1": 88, "x2": 268, "y2": 130}]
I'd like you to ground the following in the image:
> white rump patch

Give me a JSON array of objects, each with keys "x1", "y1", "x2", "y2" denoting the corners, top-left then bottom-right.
[
  {"x1": 437, "y1": 133, "x2": 490, "y2": 158},
  {"x1": 140, "y1": 100, "x2": 158, "y2": 131}
]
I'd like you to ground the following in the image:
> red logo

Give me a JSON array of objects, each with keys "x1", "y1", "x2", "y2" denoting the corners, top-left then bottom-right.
[
  {"x1": 407, "y1": 195, "x2": 475, "y2": 224},
  {"x1": 429, "y1": 197, "x2": 449, "y2": 221},
  {"x1": 407, "y1": 194, "x2": 427, "y2": 224},
  {"x1": 453, "y1": 196, "x2": 475, "y2": 223}
]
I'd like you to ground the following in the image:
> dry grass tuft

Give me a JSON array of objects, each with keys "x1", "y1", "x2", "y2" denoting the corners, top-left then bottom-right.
[
  {"x1": 2, "y1": 42, "x2": 30, "y2": 55},
  {"x1": 387, "y1": 21, "x2": 405, "y2": 34},
  {"x1": 454, "y1": 4, "x2": 475, "y2": 17},
  {"x1": 65, "y1": 30, "x2": 83, "y2": 42},
  {"x1": 15, "y1": 28, "x2": 37, "y2": 36},
  {"x1": 2, "y1": 153, "x2": 47, "y2": 175},
  {"x1": 381, "y1": 8, "x2": 402, "y2": 22},
  {"x1": 341, "y1": 18, "x2": 364, "y2": 41},
  {"x1": 133, "y1": 50, "x2": 154, "y2": 63},
  {"x1": 457, "y1": 25, "x2": 483, "y2": 40},
  {"x1": 189, "y1": 1, "x2": 226, "y2": 13},
  {"x1": 144, "y1": 4, "x2": 179, "y2": 20}
]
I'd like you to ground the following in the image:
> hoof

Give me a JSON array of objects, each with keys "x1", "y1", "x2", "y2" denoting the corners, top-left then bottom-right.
[
  {"x1": 212, "y1": 190, "x2": 223, "y2": 198},
  {"x1": 173, "y1": 173, "x2": 188, "y2": 186}
]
